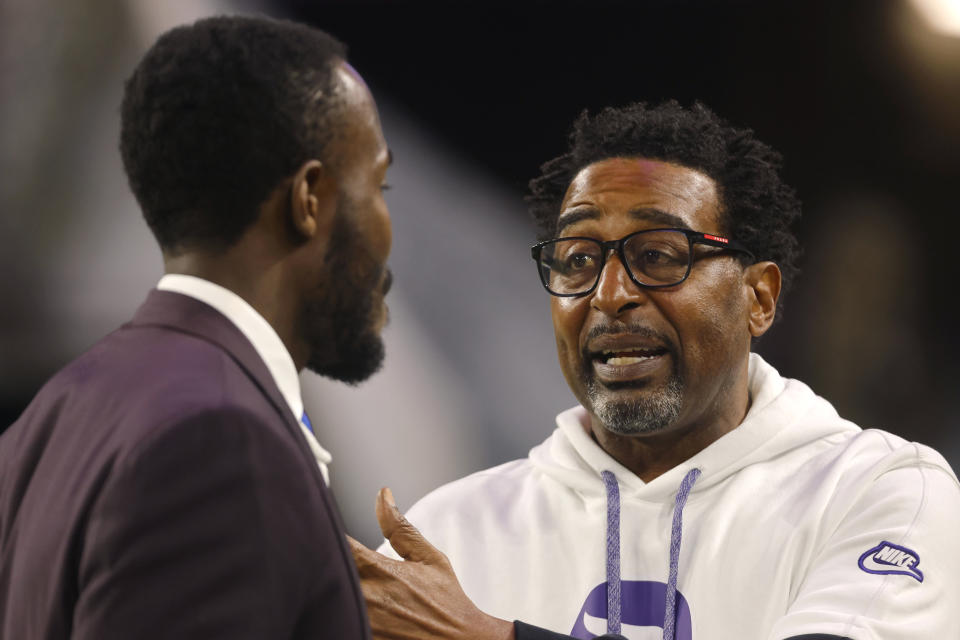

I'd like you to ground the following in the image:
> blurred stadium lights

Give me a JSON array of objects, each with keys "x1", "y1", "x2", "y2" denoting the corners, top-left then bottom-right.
[{"x1": 910, "y1": 0, "x2": 960, "y2": 36}]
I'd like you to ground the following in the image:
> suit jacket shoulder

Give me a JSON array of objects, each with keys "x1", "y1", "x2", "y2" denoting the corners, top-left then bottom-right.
[{"x1": 0, "y1": 290, "x2": 370, "y2": 640}]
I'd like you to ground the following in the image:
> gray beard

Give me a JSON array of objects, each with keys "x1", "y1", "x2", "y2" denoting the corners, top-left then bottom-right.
[{"x1": 588, "y1": 373, "x2": 684, "y2": 435}]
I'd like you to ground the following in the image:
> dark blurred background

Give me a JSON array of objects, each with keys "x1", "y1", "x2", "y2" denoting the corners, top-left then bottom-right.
[{"x1": 2, "y1": 0, "x2": 958, "y2": 544}]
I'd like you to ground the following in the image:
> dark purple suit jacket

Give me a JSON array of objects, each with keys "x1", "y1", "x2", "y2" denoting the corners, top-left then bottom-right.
[{"x1": 0, "y1": 290, "x2": 371, "y2": 639}]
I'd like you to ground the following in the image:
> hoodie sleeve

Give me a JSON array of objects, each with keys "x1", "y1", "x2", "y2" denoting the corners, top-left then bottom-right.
[{"x1": 767, "y1": 450, "x2": 960, "y2": 640}]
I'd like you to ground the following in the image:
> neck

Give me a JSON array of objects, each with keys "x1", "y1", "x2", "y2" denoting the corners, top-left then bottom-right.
[{"x1": 163, "y1": 245, "x2": 307, "y2": 370}]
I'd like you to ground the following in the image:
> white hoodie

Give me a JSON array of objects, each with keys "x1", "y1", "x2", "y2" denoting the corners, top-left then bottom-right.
[{"x1": 380, "y1": 355, "x2": 960, "y2": 640}]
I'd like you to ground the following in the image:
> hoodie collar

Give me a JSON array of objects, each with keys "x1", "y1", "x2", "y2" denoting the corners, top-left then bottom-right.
[{"x1": 534, "y1": 354, "x2": 857, "y2": 501}]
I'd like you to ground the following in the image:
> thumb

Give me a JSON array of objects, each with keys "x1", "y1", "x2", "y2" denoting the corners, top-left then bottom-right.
[{"x1": 376, "y1": 487, "x2": 444, "y2": 565}]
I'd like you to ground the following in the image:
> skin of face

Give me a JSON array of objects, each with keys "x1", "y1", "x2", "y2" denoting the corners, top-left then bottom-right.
[
  {"x1": 324, "y1": 61, "x2": 393, "y2": 326},
  {"x1": 289, "y1": 61, "x2": 394, "y2": 382},
  {"x1": 334, "y1": 63, "x2": 393, "y2": 304},
  {"x1": 551, "y1": 157, "x2": 780, "y2": 481}
]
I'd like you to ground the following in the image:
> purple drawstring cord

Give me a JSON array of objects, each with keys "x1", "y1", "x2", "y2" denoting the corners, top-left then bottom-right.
[
  {"x1": 600, "y1": 470, "x2": 622, "y2": 635},
  {"x1": 601, "y1": 467, "x2": 700, "y2": 640},
  {"x1": 663, "y1": 468, "x2": 701, "y2": 640}
]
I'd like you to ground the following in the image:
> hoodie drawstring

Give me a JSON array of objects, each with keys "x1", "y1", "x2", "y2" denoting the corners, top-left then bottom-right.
[
  {"x1": 663, "y1": 468, "x2": 701, "y2": 640},
  {"x1": 601, "y1": 467, "x2": 701, "y2": 640},
  {"x1": 600, "y1": 471, "x2": 622, "y2": 635}
]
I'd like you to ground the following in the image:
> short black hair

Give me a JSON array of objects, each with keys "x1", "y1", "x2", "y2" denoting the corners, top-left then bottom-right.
[
  {"x1": 528, "y1": 101, "x2": 802, "y2": 311},
  {"x1": 120, "y1": 15, "x2": 347, "y2": 253}
]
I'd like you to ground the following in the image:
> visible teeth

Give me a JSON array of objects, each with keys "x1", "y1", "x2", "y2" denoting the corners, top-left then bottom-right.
[
  {"x1": 607, "y1": 356, "x2": 651, "y2": 365},
  {"x1": 602, "y1": 349, "x2": 656, "y2": 355}
]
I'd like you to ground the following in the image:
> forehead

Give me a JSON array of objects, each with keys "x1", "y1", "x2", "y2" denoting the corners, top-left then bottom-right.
[
  {"x1": 331, "y1": 61, "x2": 387, "y2": 153},
  {"x1": 558, "y1": 157, "x2": 720, "y2": 233}
]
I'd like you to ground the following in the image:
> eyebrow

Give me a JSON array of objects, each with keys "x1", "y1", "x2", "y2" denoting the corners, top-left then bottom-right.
[{"x1": 556, "y1": 207, "x2": 690, "y2": 233}]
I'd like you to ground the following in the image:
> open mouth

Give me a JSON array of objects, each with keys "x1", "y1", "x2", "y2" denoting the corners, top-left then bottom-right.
[
  {"x1": 584, "y1": 331, "x2": 673, "y2": 383},
  {"x1": 595, "y1": 347, "x2": 668, "y2": 366}
]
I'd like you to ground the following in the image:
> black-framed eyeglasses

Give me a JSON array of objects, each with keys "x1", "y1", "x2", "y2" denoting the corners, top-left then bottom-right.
[{"x1": 530, "y1": 228, "x2": 755, "y2": 297}]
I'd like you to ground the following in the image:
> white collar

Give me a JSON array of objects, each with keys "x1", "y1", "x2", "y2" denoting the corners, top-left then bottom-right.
[{"x1": 157, "y1": 274, "x2": 332, "y2": 483}]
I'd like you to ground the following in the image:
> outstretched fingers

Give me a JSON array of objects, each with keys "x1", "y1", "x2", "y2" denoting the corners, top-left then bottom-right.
[
  {"x1": 375, "y1": 487, "x2": 448, "y2": 566},
  {"x1": 350, "y1": 489, "x2": 515, "y2": 640}
]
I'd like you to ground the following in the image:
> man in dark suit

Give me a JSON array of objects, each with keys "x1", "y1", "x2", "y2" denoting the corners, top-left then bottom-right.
[{"x1": 0, "y1": 16, "x2": 391, "y2": 639}]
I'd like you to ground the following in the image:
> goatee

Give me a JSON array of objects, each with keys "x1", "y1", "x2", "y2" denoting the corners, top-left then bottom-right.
[
  {"x1": 587, "y1": 373, "x2": 683, "y2": 435},
  {"x1": 580, "y1": 323, "x2": 683, "y2": 435}
]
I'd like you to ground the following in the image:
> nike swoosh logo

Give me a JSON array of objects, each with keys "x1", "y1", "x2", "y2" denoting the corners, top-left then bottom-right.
[{"x1": 858, "y1": 541, "x2": 923, "y2": 582}]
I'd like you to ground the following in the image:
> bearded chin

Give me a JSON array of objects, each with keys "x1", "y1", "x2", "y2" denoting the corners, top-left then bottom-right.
[
  {"x1": 587, "y1": 373, "x2": 684, "y2": 435},
  {"x1": 303, "y1": 300, "x2": 385, "y2": 385},
  {"x1": 300, "y1": 213, "x2": 386, "y2": 385}
]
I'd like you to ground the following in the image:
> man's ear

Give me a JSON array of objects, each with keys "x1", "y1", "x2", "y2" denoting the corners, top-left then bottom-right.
[
  {"x1": 289, "y1": 159, "x2": 337, "y2": 241},
  {"x1": 744, "y1": 261, "x2": 781, "y2": 338}
]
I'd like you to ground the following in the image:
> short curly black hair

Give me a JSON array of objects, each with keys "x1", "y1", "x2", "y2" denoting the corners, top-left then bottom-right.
[
  {"x1": 528, "y1": 101, "x2": 802, "y2": 311},
  {"x1": 120, "y1": 16, "x2": 346, "y2": 253}
]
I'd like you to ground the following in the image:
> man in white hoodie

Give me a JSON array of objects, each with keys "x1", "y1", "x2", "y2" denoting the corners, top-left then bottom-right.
[{"x1": 349, "y1": 102, "x2": 960, "y2": 640}]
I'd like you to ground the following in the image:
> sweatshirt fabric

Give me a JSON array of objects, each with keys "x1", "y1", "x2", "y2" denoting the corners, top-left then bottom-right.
[{"x1": 378, "y1": 354, "x2": 960, "y2": 639}]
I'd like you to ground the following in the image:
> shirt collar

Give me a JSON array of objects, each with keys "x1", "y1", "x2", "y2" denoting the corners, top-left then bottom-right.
[{"x1": 156, "y1": 274, "x2": 332, "y2": 481}]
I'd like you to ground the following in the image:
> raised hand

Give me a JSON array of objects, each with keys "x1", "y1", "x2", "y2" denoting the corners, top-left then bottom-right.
[{"x1": 348, "y1": 488, "x2": 514, "y2": 640}]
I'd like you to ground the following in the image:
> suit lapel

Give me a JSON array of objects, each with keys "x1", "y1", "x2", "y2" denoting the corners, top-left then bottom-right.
[{"x1": 128, "y1": 289, "x2": 326, "y2": 488}]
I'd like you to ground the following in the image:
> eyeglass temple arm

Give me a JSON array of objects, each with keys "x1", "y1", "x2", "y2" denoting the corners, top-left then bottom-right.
[{"x1": 693, "y1": 232, "x2": 755, "y2": 259}]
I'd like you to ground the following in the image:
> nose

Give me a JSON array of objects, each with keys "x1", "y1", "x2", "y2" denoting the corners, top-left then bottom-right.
[
  {"x1": 381, "y1": 268, "x2": 393, "y2": 295},
  {"x1": 591, "y1": 252, "x2": 647, "y2": 317}
]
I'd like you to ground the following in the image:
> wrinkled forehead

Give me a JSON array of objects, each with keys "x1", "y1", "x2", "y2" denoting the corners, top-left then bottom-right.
[{"x1": 559, "y1": 157, "x2": 721, "y2": 233}]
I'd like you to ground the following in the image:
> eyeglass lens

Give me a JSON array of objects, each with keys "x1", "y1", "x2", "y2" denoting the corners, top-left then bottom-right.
[{"x1": 539, "y1": 230, "x2": 692, "y2": 294}]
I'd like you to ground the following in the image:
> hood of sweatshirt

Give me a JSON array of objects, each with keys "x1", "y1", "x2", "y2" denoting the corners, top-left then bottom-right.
[{"x1": 530, "y1": 352, "x2": 859, "y2": 502}]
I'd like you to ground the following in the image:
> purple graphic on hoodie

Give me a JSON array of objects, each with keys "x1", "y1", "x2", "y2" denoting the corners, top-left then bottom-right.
[{"x1": 570, "y1": 580, "x2": 692, "y2": 639}]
